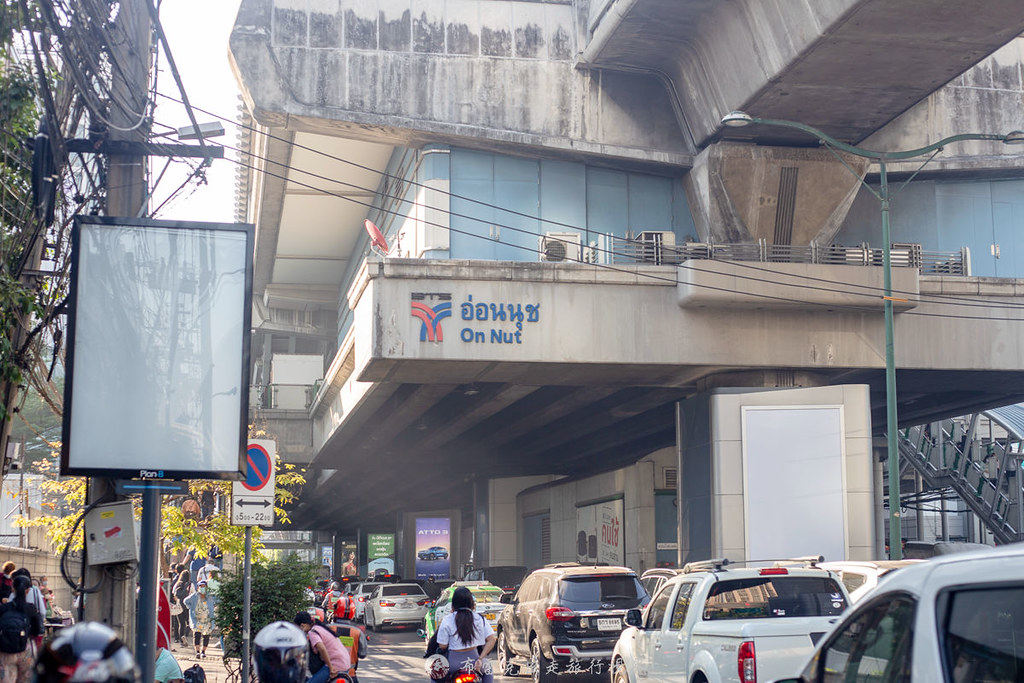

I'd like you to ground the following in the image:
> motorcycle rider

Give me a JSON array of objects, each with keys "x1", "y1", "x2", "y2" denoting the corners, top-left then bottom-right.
[
  {"x1": 34, "y1": 622, "x2": 139, "y2": 683},
  {"x1": 253, "y1": 621, "x2": 307, "y2": 683},
  {"x1": 294, "y1": 612, "x2": 350, "y2": 683},
  {"x1": 434, "y1": 587, "x2": 495, "y2": 683},
  {"x1": 321, "y1": 583, "x2": 354, "y2": 623}
]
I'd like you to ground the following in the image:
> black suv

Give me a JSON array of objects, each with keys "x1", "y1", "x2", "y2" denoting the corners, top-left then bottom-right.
[{"x1": 496, "y1": 564, "x2": 647, "y2": 682}]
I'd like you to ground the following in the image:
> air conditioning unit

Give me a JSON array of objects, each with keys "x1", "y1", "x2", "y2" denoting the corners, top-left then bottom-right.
[
  {"x1": 583, "y1": 233, "x2": 611, "y2": 264},
  {"x1": 636, "y1": 231, "x2": 677, "y2": 265},
  {"x1": 539, "y1": 232, "x2": 582, "y2": 262}
]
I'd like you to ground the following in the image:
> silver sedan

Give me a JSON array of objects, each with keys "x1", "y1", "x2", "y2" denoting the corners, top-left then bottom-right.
[{"x1": 364, "y1": 583, "x2": 430, "y2": 631}]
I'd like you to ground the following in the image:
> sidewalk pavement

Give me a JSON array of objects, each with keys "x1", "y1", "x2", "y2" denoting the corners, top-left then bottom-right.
[{"x1": 169, "y1": 640, "x2": 234, "y2": 683}]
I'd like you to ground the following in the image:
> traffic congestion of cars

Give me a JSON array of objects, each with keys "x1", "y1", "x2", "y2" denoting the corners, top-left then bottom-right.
[{"x1": 311, "y1": 544, "x2": 1024, "y2": 682}]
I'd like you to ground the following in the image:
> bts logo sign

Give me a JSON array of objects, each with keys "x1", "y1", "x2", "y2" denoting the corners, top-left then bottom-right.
[{"x1": 411, "y1": 292, "x2": 451, "y2": 342}]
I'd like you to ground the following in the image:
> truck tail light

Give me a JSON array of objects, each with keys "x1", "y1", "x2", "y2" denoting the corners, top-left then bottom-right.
[
  {"x1": 545, "y1": 606, "x2": 575, "y2": 622},
  {"x1": 738, "y1": 640, "x2": 756, "y2": 683}
]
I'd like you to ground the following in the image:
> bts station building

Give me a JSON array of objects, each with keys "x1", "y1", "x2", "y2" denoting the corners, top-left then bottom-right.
[{"x1": 229, "y1": 0, "x2": 1024, "y2": 576}]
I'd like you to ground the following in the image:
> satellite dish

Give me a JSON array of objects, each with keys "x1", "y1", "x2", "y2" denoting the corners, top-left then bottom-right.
[{"x1": 364, "y1": 219, "x2": 389, "y2": 256}]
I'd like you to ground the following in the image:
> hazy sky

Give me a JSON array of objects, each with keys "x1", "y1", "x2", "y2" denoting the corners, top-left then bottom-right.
[{"x1": 151, "y1": 0, "x2": 243, "y2": 224}]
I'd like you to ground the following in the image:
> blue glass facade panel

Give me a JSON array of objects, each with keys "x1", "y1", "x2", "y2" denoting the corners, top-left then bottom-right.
[
  {"x1": 991, "y1": 181, "x2": 1024, "y2": 277},
  {"x1": 628, "y1": 174, "x2": 674, "y2": 232},
  {"x1": 494, "y1": 156, "x2": 540, "y2": 261},
  {"x1": 837, "y1": 179, "x2": 1024, "y2": 277},
  {"x1": 937, "y1": 182, "x2": 995, "y2": 276},
  {"x1": 449, "y1": 148, "x2": 693, "y2": 261},
  {"x1": 586, "y1": 168, "x2": 629, "y2": 237},
  {"x1": 451, "y1": 149, "x2": 497, "y2": 260}
]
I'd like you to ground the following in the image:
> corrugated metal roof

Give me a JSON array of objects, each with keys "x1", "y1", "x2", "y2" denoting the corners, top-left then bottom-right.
[{"x1": 985, "y1": 404, "x2": 1024, "y2": 440}]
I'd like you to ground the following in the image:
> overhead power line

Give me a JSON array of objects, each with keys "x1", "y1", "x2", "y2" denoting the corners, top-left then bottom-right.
[
  {"x1": 209, "y1": 136, "x2": 1024, "y2": 324},
  {"x1": 157, "y1": 93, "x2": 1024, "y2": 314}
]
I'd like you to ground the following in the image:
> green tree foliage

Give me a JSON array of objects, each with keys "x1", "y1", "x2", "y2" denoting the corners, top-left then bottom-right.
[
  {"x1": 213, "y1": 554, "x2": 317, "y2": 659},
  {"x1": 0, "y1": 15, "x2": 45, "y2": 422}
]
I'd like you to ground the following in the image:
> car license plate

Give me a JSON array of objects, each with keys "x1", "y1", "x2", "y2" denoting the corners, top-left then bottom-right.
[
  {"x1": 397, "y1": 601, "x2": 412, "y2": 609},
  {"x1": 596, "y1": 618, "x2": 620, "y2": 631},
  {"x1": 485, "y1": 613, "x2": 496, "y2": 620}
]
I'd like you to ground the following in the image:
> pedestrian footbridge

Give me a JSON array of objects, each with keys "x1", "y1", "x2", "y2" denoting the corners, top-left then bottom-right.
[{"x1": 900, "y1": 404, "x2": 1024, "y2": 545}]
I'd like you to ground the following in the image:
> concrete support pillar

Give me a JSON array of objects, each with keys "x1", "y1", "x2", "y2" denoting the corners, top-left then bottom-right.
[
  {"x1": 473, "y1": 477, "x2": 489, "y2": 570},
  {"x1": 677, "y1": 384, "x2": 875, "y2": 564},
  {"x1": 682, "y1": 142, "x2": 869, "y2": 246}
]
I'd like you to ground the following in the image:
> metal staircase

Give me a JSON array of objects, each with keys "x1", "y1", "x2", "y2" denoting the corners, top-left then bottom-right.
[{"x1": 897, "y1": 406, "x2": 1024, "y2": 545}]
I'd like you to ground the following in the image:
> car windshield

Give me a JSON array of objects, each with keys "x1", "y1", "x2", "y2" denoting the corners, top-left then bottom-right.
[
  {"x1": 558, "y1": 575, "x2": 645, "y2": 608},
  {"x1": 483, "y1": 567, "x2": 528, "y2": 588},
  {"x1": 703, "y1": 576, "x2": 847, "y2": 620},
  {"x1": 470, "y1": 586, "x2": 506, "y2": 603},
  {"x1": 381, "y1": 585, "x2": 426, "y2": 597}
]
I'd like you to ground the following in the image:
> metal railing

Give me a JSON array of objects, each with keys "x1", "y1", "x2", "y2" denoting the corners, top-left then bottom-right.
[
  {"x1": 899, "y1": 417, "x2": 1023, "y2": 545},
  {"x1": 607, "y1": 236, "x2": 969, "y2": 275},
  {"x1": 250, "y1": 383, "x2": 318, "y2": 410}
]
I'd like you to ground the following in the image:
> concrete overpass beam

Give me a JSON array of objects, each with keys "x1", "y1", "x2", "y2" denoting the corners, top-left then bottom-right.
[
  {"x1": 229, "y1": 0, "x2": 692, "y2": 167},
  {"x1": 683, "y1": 142, "x2": 869, "y2": 245}
]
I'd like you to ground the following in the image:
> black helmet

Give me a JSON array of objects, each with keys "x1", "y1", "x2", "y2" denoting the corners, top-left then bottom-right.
[
  {"x1": 253, "y1": 621, "x2": 307, "y2": 683},
  {"x1": 34, "y1": 622, "x2": 138, "y2": 683}
]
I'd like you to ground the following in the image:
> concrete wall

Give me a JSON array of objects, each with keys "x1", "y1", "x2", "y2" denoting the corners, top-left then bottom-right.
[
  {"x1": 359, "y1": 260, "x2": 1024, "y2": 379},
  {"x1": 862, "y1": 37, "x2": 1024, "y2": 176},
  {"x1": 0, "y1": 546, "x2": 81, "y2": 615},
  {"x1": 515, "y1": 448, "x2": 675, "y2": 572},
  {"x1": 489, "y1": 476, "x2": 554, "y2": 566}
]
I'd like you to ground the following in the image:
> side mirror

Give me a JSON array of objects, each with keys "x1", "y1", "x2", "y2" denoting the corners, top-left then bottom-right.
[
  {"x1": 624, "y1": 609, "x2": 643, "y2": 628},
  {"x1": 500, "y1": 593, "x2": 512, "y2": 604}
]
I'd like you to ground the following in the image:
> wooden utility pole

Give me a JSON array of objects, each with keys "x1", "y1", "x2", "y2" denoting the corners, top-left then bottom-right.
[{"x1": 83, "y1": 0, "x2": 151, "y2": 638}]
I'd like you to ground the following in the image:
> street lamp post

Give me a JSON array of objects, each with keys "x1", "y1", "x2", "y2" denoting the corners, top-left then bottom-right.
[{"x1": 720, "y1": 111, "x2": 1024, "y2": 560}]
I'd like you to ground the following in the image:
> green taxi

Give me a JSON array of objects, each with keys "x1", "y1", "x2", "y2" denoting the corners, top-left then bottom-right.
[{"x1": 423, "y1": 582, "x2": 506, "y2": 639}]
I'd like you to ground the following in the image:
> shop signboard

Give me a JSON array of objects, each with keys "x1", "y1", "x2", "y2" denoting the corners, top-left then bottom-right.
[
  {"x1": 414, "y1": 517, "x2": 451, "y2": 580},
  {"x1": 576, "y1": 499, "x2": 624, "y2": 565}
]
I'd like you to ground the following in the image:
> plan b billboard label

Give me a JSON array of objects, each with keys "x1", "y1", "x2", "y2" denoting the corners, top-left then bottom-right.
[{"x1": 411, "y1": 293, "x2": 452, "y2": 342}]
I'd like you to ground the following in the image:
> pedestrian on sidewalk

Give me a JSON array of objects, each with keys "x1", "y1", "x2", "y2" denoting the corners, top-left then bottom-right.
[
  {"x1": 183, "y1": 580, "x2": 215, "y2": 659},
  {"x1": 172, "y1": 563, "x2": 192, "y2": 645},
  {"x1": 0, "y1": 562, "x2": 15, "y2": 604},
  {"x1": 0, "y1": 576, "x2": 43, "y2": 683}
]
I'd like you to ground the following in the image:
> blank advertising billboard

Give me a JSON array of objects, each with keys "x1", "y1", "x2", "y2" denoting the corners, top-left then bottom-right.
[
  {"x1": 61, "y1": 217, "x2": 253, "y2": 479},
  {"x1": 742, "y1": 406, "x2": 846, "y2": 563}
]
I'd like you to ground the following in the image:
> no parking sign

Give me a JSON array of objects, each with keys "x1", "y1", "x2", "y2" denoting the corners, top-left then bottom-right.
[{"x1": 231, "y1": 440, "x2": 276, "y2": 526}]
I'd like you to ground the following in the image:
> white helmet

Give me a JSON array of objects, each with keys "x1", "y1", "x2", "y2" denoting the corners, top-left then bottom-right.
[
  {"x1": 425, "y1": 654, "x2": 450, "y2": 680},
  {"x1": 253, "y1": 622, "x2": 307, "y2": 683}
]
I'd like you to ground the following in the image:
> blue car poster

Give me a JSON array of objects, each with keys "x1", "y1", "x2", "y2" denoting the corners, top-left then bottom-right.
[{"x1": 415, "y1": 517, "x2": 451, "y2": 579}]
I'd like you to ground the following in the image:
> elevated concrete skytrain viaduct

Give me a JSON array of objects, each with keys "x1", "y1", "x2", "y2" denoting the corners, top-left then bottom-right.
[{"x1": 230, "y1": 0, "x2": 1024, "y2": 570}]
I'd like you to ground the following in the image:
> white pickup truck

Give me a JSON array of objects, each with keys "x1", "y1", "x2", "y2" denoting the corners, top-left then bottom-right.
[{"x1": 610, "y1": 559, "x2": 850, "y2": 683}]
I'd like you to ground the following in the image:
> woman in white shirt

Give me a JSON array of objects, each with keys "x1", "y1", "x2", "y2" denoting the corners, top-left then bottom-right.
[{"x1": 435, "y1": 587, "x2": 496, "y2": 683}]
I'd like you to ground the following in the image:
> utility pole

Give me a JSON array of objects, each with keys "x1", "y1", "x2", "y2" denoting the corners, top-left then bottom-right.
[{"x1": 83, "y1": 0, "x2": 152, "y2": 640}]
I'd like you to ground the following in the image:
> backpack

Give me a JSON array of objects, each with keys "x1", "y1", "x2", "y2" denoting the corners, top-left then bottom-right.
[
  {"x1": 308, "y1": 641, "x2": 326, "y2": 675},
  {"x1": 182, "y1": 664, "x2": 206, "y2": 683},
  {"x1": 0, "y1": 608, "x2": 29, "y2": 654}
]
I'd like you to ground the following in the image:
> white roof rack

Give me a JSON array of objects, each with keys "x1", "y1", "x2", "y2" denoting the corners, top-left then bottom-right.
[{"x1": 682, "y1": 558, "x2": 730, "y2": 573}]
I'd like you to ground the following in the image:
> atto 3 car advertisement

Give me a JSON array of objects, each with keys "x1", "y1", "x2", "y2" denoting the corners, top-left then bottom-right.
[{"x1": 415, "y1": 517, "x2": 451, "y2": 580}]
